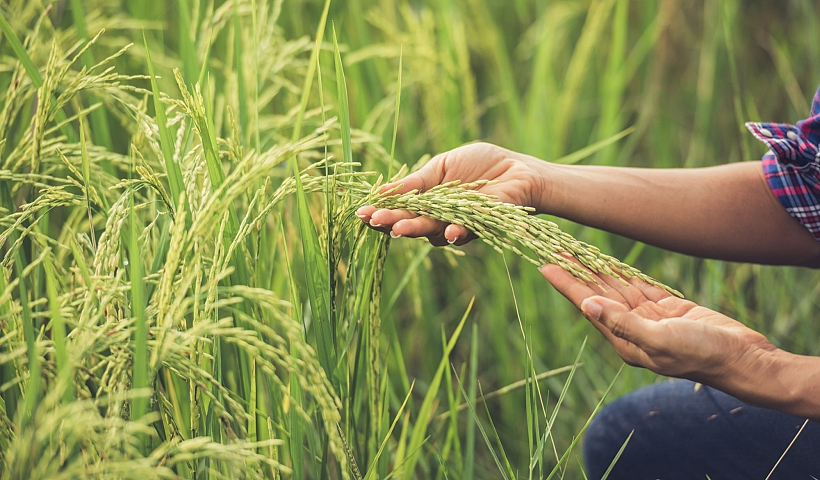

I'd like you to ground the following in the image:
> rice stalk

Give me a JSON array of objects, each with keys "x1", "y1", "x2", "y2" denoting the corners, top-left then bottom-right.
[{"x1": 362, "y1": 179, "x2": 681, "y2": 296}]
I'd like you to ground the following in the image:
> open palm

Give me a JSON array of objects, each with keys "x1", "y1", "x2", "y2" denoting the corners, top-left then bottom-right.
[{"x1": 540, "y1": 264, "x2": 776, "y2": 383}]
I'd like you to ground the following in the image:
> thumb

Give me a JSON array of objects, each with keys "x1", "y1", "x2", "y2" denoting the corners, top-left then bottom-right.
[
  {"x1": 380, "y1": 157, "x2": 444, "y2": 196},
  {"x1": 581, "y1": 296, "x2": 656, "y2": 347}
]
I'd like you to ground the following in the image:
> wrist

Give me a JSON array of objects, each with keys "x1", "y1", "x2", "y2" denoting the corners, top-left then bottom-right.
[
  {"x1": 721, "y1": 345, "x2": 820, "y2": 420},
  {"x1": 531, "y1": 159, "x2": 564, "y2": 216}
]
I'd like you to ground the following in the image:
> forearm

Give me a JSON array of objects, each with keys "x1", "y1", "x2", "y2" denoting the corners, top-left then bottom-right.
[
  {"x1": 539, "y1": 161, "x2": 820, "y2": 267},
  {"x1": 716, "y1": 346, "x2": 820, "y2": 421}
]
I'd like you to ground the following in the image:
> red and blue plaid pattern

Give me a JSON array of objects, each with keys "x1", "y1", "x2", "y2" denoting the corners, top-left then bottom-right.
[{"x1": 746, "y1": 83, "x2": 820, "y2": 242}]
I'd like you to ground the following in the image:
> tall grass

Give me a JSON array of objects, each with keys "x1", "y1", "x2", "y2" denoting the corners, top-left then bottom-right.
[{"x1": 1, "y1": 1, "x2": 819, "y2": 478}]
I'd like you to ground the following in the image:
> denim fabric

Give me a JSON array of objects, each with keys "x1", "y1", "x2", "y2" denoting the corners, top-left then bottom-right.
[{"x1": 583, "y1": 380, "x2": 820, "y2": 479}]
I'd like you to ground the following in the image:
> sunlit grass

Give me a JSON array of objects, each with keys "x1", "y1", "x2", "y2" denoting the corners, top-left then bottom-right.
[{"x1": 1, "y1": 1, "x2": 819, "y2": 478}]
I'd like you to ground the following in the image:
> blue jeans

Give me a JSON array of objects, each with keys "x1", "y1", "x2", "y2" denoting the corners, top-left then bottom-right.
[{"x1": 583, "y1": 380, "x2": 820, "y2": 479}]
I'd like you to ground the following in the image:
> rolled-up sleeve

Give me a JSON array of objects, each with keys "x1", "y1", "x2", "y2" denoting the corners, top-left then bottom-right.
[{"x1": 746, "y1": 84, "x2": 820, "y2": 242}]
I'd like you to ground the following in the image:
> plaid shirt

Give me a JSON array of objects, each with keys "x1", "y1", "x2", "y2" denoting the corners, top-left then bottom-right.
[{"x1": 746, "y1": 83, "x2": 820, "y2": 242}]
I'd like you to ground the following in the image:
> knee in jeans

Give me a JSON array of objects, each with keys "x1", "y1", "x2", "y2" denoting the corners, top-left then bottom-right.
[{"x1": 583, "y1": 399, "x2": 636, "y2": 478}]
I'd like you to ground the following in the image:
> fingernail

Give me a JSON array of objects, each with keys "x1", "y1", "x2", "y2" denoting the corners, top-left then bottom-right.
[
  {"x1": 390, "y1": 230, "x2": 402, "y2": 239},
  {"x1": 582, "y1": 299, "x2": 602, "y2": 320},
  {"x1": 370, "y1": 221, "x2": 383, "y2": 227},
  {"x1": 357, "y1": 214, "x2": 368, "y2": 220},
  {"x1": 447, "y1": 235, "x2": 459, "y2": 244}
]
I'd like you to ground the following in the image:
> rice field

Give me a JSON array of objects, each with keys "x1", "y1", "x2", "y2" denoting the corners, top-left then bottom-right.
[{"x1": 1, "y1": 0, "x2": 819, "y2": 478}]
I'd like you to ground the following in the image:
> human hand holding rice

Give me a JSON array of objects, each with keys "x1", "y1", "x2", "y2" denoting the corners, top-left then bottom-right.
[{"x1": 356, "y1": 140, "x2": 820, "y2": 423}]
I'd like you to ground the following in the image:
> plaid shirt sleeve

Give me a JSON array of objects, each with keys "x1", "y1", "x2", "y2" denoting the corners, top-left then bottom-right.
[{"x1": 746, "y1": 83, "x2": 820, "y2": 242}]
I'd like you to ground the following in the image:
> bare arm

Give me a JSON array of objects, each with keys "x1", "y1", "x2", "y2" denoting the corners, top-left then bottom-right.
[
  {"x1": 543, "y1": 161, "x2": 820, "y2": 267},
  {"x1": 358, "y1": 143, "x2": 820, "y2": 267}
]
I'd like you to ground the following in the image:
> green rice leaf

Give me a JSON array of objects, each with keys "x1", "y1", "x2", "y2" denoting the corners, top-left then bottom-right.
[
  {"x1": 69, "y1": 0, "x2": 113, "y2": 152},
  {"x1": 544, "y1": 364, "x2": 623, "y2": 480},
  {"x1": 463, "y1": 324, "x2": 478, "y2": 480},
  {"x1": 233, "y1": 2, "x2": 249, "y2": 141},
  {"x1": 363, "y1": 381, "x2": 414, "y2": 480},
  {"x1": 129, "y1": 185, "x2": 149, "y2": 453},
  {"x1": 177, "y1": 0, "x2": 197, "y2": 85},
  {"x1": 144, "y1": 32, "x2": 186, "y2": 215},
  {"x1": 43, "y1": 253, "x2": 72, "y2": 404},
  {"x1": 388, "y1": 48, "x2": 402, "y2": 180},
  {"x1": 400, "y1": 298, "x2": 473, "y2": 480},
  {"x1": 288, "y1": 0, "x2": 335, "y2": 382},
  {"x1": 552, "y1": 126, "x2": 634, "y2": 165},
  {"x1": 333, "y1": 26, "x2": 352, "y2": 167},
  {"x1": 290, "y1": 0, "x2": 331, "y2": 142},
  {"x1": 78, "y1": 116, "x2": 97, "y2": 252}
]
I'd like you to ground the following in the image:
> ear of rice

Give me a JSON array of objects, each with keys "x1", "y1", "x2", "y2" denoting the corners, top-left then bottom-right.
[{"x1": 364, "y1": 179, "x2": 682, "y2": 297}]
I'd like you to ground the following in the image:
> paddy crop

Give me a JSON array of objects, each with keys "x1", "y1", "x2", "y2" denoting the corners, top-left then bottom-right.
[{"x1": 1, "y1": 1, "x2": 820, "y2": 479}]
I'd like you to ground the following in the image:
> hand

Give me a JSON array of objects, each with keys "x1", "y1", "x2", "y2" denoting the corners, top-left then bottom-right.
[
  {"x1": 539, "y1": 264, "x2": 778, "y2": 385},
  {"x1": 356, "y1": 142, "x2": 550, "y2": 246}
]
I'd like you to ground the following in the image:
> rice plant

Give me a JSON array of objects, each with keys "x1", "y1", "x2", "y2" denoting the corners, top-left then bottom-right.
[{"x1": 2, "y1": 1, "x2": 820, "y2": 478}]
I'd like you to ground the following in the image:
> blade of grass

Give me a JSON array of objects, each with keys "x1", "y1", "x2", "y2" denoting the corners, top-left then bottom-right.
[
  {"x1": 78, "y1": 116, "x2": 97, "y2": 252},
  {"x1": 531, "y1": 337, "x2": 587, "y2": 471},
  {"x1": 363, "y1": 381, "x2": 414, "y2": 480},
  {"x1": 463, "y1": 324, "x2": 478, "y2": 480},
  {"x1": 333, "y1": 26, "x2": 352, "y2": 168},
  {"x1": 13, "y1": 240, "x2": 40, "y2": 427},
  {"x1": 387, "y1": 48, "x2": 402, "y2": 180},
  {"x1": 719, "y1": 0, "x2": 751, "y2": 161},
  {"x1": 544, "y1": 365, "x2": 624, "y2": 480},
  {"x1": 436, "y1": 364, "x2": 576, "y2": 419},
  {"x1": 438, "y1": 329, "x2": 463, "y2": 474},
  {"x1": 43, "y1": 253, "x2": 72, "y2": 404},
  {"x1": 385, "y1": 243, "x2": 432, "y2": 313},
  {"x1": 233, "y1": 2, "x2": 249, "y2": 142},
  {"x1": 600, "y1": 430, "x2": 633, "y2": 480},
  {"x1": 251, "y1": 0, "x2": 261, "y2": 152},
  {"x1": 287, "y1": 0, "x2": 334, "y2": 381},
  {"x1": 178, "y1": 0, "x2": 197, "y2": 85},
  {"x1": 69, "y1": 0, "x2": 113, "y2": 153},
  {"x1": 451, "y1": 367, "x2": 510, "y2": 480},
  {"x1": 129, "y1": 183, "x2": 149, "y2": 454},
  {"x1": 400, "y1": 297, "x2": 473, "y2": 480},
  {"x1": 552, "y1": 0, "x2": 617, "y2": 157},
  {"x1": 552, "y1": 127, "x2": 635, "y2": 165},
  {"x1": 281, "y1": 216, "x2": 305, "y2": 480},
  {"x1": 0, "y1": 182, "x2": 40, "y2": 426},
  {"x1": 317, "y1": 31, "x2": 335, "y2": 369},
  {"x1": 477, "y1": 381, "x2": 515, "y2": 480},
  {"x1": 144, "y1": 32, "x2": 187, "y2": 216},
  {"x1": 290, "y1": 0, "x2": 331, "y2": 142}
]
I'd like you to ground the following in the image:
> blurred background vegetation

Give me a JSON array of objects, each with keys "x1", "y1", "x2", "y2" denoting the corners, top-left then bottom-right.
[{"x1": 2, "y1": 0, "x2": 820, "y2": 478}]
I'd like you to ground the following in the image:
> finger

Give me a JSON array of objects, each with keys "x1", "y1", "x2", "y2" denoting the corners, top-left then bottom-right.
[
  {"x1": 581, "y1": 296, "x2": 657, "y2": 368},
  {"x1": 581, "y1": 296, "x2": 658, "y2": 348},
  {"x1": 355, "y1": 206, "x2": 392, "y2": 234},
  {"x1": 550, "y1": 254, "x2": 639, "y2": 305},
  {"x1": 392, "y1": 216, "x2": 448, "y2": 239},
  {"x1": 627, "y1": 276, "x2": 674, "y2": 303},
  {"x1": 597, "y1": 273, "x2": 649, "y2": 310},
  {"x1": 539, "y1": 264, "x2": 604, "y2": 309},
  {"x1": 444, "y1": 224, "x2": 474, "y2": 245},
  {"x1": 369, "y1": 208, "x2": 419, "y2": 228},
  {"x1": 355, "y1": 206, "x2": 377, "y2": 224},
  {"x1": 380, "y1": 155, "x2": 445, "y2": 195},
  {"x1": 583, "y1": 310, "x2": 653, "y2": 368}
]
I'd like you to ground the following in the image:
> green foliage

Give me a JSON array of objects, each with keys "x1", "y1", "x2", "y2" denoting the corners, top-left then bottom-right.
[{"x1": 1, "y1": 1, "x2": 819, "y2": 478}]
